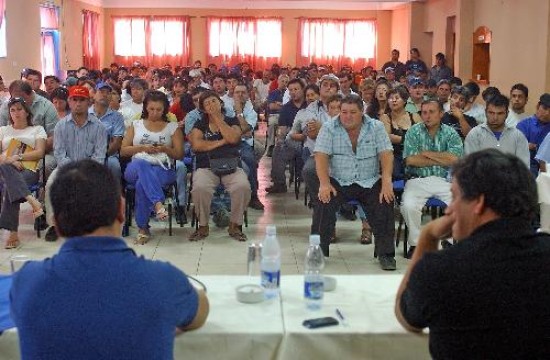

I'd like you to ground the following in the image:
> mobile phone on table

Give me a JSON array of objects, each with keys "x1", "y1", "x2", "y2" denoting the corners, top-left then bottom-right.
[{"x1": 302, "y1": 316, "x2": 339, "y2": 329}]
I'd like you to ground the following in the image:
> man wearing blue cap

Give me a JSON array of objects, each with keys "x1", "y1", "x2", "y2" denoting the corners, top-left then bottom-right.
[{"x1": 89, "y1": 81, "x2": 125, "y2": 181}]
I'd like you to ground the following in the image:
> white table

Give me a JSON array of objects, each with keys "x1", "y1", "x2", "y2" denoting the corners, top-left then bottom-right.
[
  {"x1": 0, "y1": 275, "x2": 430, "y2": 360},
  {"x1": 278, "y1": 275, "x2": 429, "y2": 359},
  {"x1": 537, "y1": 172, "x2": 550, "y2": 232}
]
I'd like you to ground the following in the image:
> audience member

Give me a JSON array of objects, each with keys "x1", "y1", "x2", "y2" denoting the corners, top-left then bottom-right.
[
  {"x1": 119, "y1": 78, "x2": 147, "y2": 128},
  {"x1": 401, "y1": 99, "x2": 463, "y2": 258},
  {"x1": 45, "y1": 86, "x2": 108, "y2": 242},
  {"x1": 405, "y1": 78, "x2": 425, "y2": 114},
  {"x1": 358, "y1": 78, "x2": 375, "y2": 113},
  {"x1": 395, "y1": 149, "x2": 550, "y2": 359},
  {"x1": 463, "y1": 81, "x2": 486, "y2": 124},
  {"x1": 506, "y1": 83, "x2": 529, "y2": 127},
  {"x1": 405, "y1": 48, "x2": 428, "y2": 77},
  {"x1": 10, "y1": 159, "x2": 209, "y2": 359},
  {"x1": 312, "y1": 95, "x2": 396, "y2": 270},
  {"x1": 381, "y1": 49, "x2": 407, "y2": 79},
  {"x1": 380, "y1": 87, "x2": 421, "y2": 180},
  {"x1": 465, "y1": 94, "x2": 529, "y2": 166},
  {"x1": 0, "y1": 98, "x2": 46, "y2": 249},
  {"x1": 21, "y1": 68, "x2": 49, "y2": 99},
  {"x1": 441, "y1": 86, "x2": 477, "y2": 139},
  {"x1": 43, "y1": 75, "x2": 61, "y2": 99},
  {"x1": 50, "y1": 87, "x2": 70, "y2": 119},
  {"x1": 266, "y1": 74, "x2": 289, "y2": 156},
  {"x1": 188, "y1": 91, "x2": 250, "y2": 242},
  {"x1": 366, "y1": 81, "x2": 390, "y2": 120},
  {"x1": 436, "y1": 79, "x2": 451, "y2": 109},
  {"x1": 517, "y1": 93, "x2": 550, "y2": 176},
  {"x1": 89, "y1": 81, "x2": 125, "y2": 180},
  {"x1": 429, "y1": 53, "x2": 452, "y2": 83},
  {"x1": 120, "y1": 90, "x2": 184, "y2": 245}
]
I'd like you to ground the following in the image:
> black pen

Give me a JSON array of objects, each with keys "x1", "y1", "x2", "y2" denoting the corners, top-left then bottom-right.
[{"x1": 335, "y1": 308, "x2": 347, "y2": 326}]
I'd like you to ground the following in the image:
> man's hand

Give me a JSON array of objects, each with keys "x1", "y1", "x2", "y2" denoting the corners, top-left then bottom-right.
[
  {"x1": 422, "y1": 215, "x2": 454, "y2": 244},
  {"x1": 379, "y1": 179, "x2": 395, "y2": 204},
  {"x1": 12, "y1": 161, "x2": 24, "y2": 171},
  {"x1": 318, "y1": 183, "x2": 337, "y2": 204},
  {"x1": 307, "y1": 120, "x2": 321, "y2": 139}
]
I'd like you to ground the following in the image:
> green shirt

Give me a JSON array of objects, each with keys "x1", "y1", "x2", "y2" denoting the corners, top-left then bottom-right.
[{"x1": 403, "y1": 122, "x2": 463, "y2": 178}]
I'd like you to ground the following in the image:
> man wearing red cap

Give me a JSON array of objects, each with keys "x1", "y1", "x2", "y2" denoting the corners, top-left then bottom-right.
[{"x1": 43, "y1": 85, "x2": 108, "y2": 241}]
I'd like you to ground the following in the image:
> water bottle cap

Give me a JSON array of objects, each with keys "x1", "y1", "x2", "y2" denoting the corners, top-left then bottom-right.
[
  {"x1": 266, "y1": 225, "x2": 276, "y2": 236},
  {"x1": 309, "y1": 234, "x2": 320, "y2": 245}
]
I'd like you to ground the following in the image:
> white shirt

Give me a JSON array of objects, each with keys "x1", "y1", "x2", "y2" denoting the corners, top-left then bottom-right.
[
  {"x1": 0, "y1": 125, "x2": 47, "y2": 155},
  {"x1": 119, "y1": 100, "x2": 144, "y2": 129},
  {"x1": 505, "y1": 109, "x2": 528, "y2": 128},
  {"x1": 253, "y1": 79, "x2": 270, "y2": 104}
]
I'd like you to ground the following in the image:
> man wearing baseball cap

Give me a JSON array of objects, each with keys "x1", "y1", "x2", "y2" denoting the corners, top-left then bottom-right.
[
  {"x1": 89, "y1": 81, "x2": 125, "y2": 181},
  {"x1": 44, "y1": 85, "x2": 108, "y2": 242}
]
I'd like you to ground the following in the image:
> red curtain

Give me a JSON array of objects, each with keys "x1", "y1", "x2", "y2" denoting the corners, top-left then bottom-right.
[
  {"x1": 112, "y1": 16, "x2": 190, "y2": 68},
  {"x1": 206, "y1": 17, "x2": 282, "y2": 71},
  {"x1": 82, "y1": 10, "x2": 100, "y2": 69},
  {"x1": 297, "y1": 18, "x2": 376, "y2": 71}
]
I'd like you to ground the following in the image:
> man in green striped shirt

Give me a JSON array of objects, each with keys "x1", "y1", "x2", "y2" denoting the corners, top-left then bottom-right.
[{"x1": 400, "y1": 99, "x2": 463, "y2": 258}]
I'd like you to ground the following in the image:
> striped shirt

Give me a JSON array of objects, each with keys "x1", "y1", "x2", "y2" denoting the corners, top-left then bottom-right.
[
  {"x1": 314, "y1": 115, "x2": 393, "y2": 188},
  {"x1": 403, "y1": 122, "x2": 463, "y2": 178},
  {"x1": 53, "y1": 113, "x2": 108, "y2": 167}
]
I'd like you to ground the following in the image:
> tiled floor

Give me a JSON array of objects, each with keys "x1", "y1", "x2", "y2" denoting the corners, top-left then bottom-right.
[{"x1": 0, "y1": 133, "x2": 412, "y2": 277}]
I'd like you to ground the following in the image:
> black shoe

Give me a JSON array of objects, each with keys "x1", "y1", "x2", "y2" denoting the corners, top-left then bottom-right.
[
  {"x1": 45, "y1": 226, "x2": 58, "y2": 242},
  {"x1": 379, "y1": 256, "x2": 397, "y2": 271},
  {"x1": 265, "y1": 184, "x2": 287, "y2": 194},
  {"x1": 175, "y1": 206, "x2": 188, "y2": 225},
  {"x1": 34, "y1": 214, "x2": 48, "y2": 231},
  {"x1": 339, "y1": 204, "x2": 357, "y2": 221},
  {"x1": 406, "y1": 246, "x2": 416, "y2": 259},
  {"x1": 248, "y1": 197, "x2": 265, "y2": 210}
]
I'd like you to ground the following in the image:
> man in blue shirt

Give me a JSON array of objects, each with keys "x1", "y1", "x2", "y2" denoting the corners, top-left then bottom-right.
[
  {"x1": 267, "y1": 78, "x2": 307, "y2": 193},
  {"x1": 517, "y1": 93, "x2": 550, "y2": 176},
  {"x1": 266, "y1": 74, "x2": 289, "y2": 156},
  {"x1": 89, "y1": 81, "x2": 125, "y2": 180},
  {"x1": 10, "y1": 160, "x2": 209, "y2": 360},
  {"x1": 44, "y1": 86, "x2": 108, "y2": 242},
  {"x1": 313, "y1": 95, "x2": 396, "y2": 270}
]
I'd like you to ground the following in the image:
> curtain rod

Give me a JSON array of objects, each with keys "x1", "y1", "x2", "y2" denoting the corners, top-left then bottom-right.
[
  {"x1": 199, "y1": 16, "x2": 283, "y2": 19},
  {"x1": 110, "y1": 15, "x2": 196, "y2": 19},
  {"x1": 294, "y1": 16, "x2": 376, "y2": 21}
]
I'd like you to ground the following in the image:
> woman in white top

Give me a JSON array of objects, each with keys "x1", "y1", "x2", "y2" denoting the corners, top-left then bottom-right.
[
  {"x1": 0, "y1": 98, "x2": 46, "y2": 249},
  {"x1": 120, "y1": 90, "x2": 184, "y2": 244}
]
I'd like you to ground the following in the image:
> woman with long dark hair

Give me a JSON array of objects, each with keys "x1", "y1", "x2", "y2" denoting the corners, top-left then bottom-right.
[{"x1": 120, "y1": 90, "x2": 184, "y2": 245}]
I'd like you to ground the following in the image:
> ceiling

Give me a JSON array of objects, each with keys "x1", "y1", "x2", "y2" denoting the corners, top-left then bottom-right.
[{"x1": 86, "y1": 0, "x2": 422, "y2": 11}]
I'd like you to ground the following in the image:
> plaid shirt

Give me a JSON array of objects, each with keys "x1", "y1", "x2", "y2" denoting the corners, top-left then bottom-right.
[
  {"x1": 403, "y1": 122, "x2": 463, "y2": 178},
  {"x1": 314, "y1": 115, "x2": 392, "y2": 188}
]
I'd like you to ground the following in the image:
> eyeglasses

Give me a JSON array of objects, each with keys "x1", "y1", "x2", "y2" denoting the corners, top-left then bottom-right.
[{"x1": 8, "y1": 97, "x2": 25, "y2": 106}]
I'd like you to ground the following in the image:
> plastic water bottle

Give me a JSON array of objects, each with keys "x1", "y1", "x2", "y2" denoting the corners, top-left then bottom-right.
[
  {"x1": 261, "y1": 225, "x2": 281, "y2": 299},
  {"x1": 304, "y1": 235, "x2": 325, "y2": 310}
]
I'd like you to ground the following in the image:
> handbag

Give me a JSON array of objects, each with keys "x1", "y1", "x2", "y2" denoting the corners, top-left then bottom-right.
[{"x1": 209, "y1": 156, "x2": 239, "y2": 176}]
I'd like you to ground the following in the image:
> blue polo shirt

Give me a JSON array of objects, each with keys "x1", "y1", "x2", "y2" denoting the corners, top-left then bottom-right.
[
  {"x1": 278, "y1": 100, "x2": 307, "y2": 127},
  {"x1": 89, "y1": 107, "x2": 125, "y2": 140},
  {"x1": 517, "y1": 115, "x2": 550, "y2": 175},
  {"x1": 10, "y1": 236, "x2": 198, "y2": 360},
  {"x1": 267, "y1": 89, "x2": 285, "y2": 116}
]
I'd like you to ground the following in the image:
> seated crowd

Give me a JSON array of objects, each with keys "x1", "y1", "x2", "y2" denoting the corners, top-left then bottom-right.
[
  {"x1": 0, "y1": 47, "x2": 548, "y2": 272},
  {"x1": 2, "y1": 46, "x2": 550, "y2": 359}
]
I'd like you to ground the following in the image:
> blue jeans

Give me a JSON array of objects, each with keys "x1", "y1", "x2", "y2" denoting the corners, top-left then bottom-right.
[
  {"x1": 124, "y1": 159, "x2": 177, "y2": 229},
  {"x1": 106, "y1": 156, "x2": 122, "y2": 182},
  {"x1": 240, "y1": 142, "x2": 258, "y2": 197}
]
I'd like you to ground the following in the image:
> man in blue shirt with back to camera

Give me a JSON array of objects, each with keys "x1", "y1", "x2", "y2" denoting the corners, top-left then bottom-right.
[{"x1": 10, "y1": 160, "x2": 209, "y2": 360}]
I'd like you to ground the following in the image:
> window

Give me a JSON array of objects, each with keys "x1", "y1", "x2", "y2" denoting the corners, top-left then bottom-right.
[
  {"x1": 40, "y1": 6, "x2": 61, "y2": 77},
  {"x1": 298, "y1": 19, "x2": 376, "y2": 69},
  {"x1": 207, "y1": 17, "x2": 282, "y2": 69},
  {"x1": 0, "y1": 0, "x2": 6, "y2": 58},
  {"x1": 113, "y1": 16, "x2": 189, "y2": 67}
]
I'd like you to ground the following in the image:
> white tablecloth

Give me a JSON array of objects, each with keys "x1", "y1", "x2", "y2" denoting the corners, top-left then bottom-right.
[{"x1": 0, "y1": 275, "x2": 430, "y2": 360}]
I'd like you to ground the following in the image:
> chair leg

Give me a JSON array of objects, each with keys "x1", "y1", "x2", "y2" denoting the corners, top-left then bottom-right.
[{"x1": 244, "y1": 210, "x2": 248, "y2": 228}]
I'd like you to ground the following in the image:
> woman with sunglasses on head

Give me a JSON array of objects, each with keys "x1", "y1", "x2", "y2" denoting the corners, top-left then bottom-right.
[
  {"x1": 188, "y1": 90, "x2": 250, "y2": 242},
  {"x1": 120, "y1": 90, "x2": 184, "y2": 245},
  {"x1": 0, "y1": 98, "x2": 46, "y2": 249}
]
